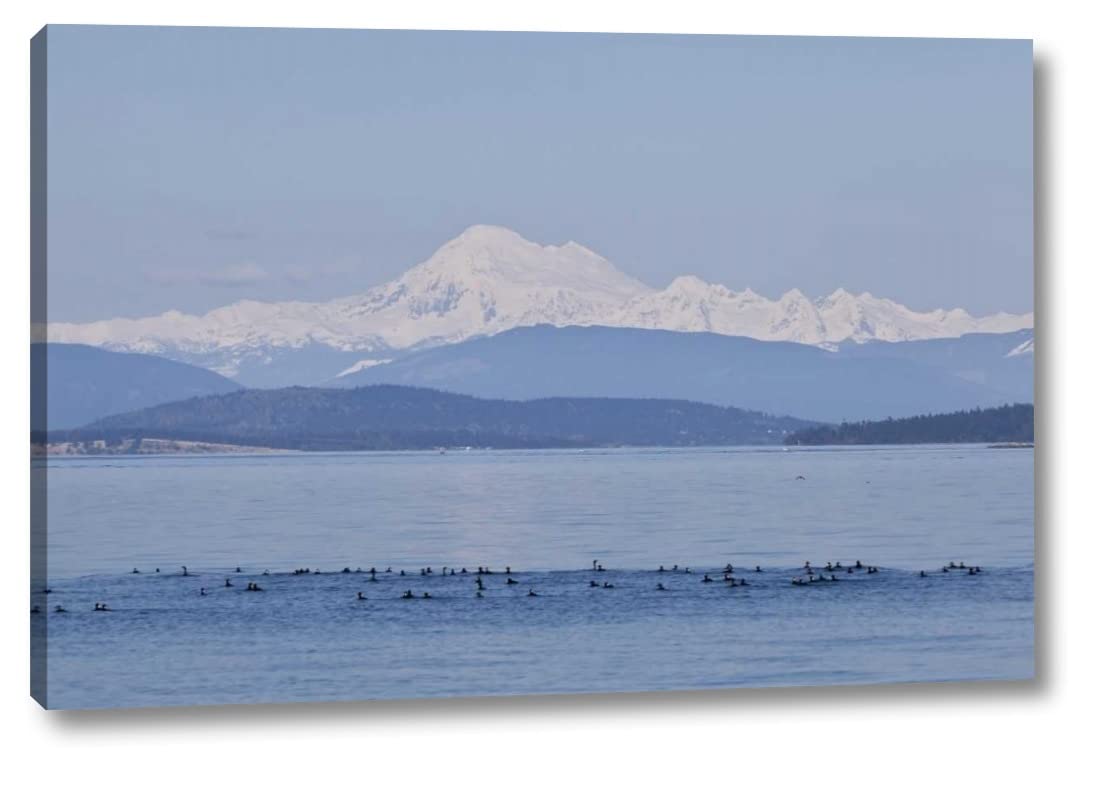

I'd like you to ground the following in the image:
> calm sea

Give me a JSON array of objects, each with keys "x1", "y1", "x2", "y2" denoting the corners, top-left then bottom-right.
[{"x1": 34, "y1": 445, "x2": 1034, "y2": 708}]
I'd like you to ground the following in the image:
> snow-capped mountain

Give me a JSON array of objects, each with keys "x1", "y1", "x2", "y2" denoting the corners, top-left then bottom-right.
[
  {"x1": 814, "y1": 288, "x2": 1032, "y2": 344},
  {"x1": 45, "y1": 224, "x2": 1033, "y2": 382},
  {"x1": 325, "y1": 224, "x2": 651, "y2": 349},
  {"x1": 46, "y1": 225, "x2": 650, "y2": 379},
  {"x1": 612, "y1": 277, "x2": 831, "y2": 345},
  {"x1": 613, "y1": 276, "x2": 1032, "y2": 346}
]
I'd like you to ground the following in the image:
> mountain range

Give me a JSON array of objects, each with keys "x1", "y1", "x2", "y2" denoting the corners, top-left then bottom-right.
[
  {"x1": 34, "y1": 322, "x2": 1033, "y2": 428},
  {"x1": 44, "y1": 225, "x2": 1033, "y2": 387},
  {"x1": 331, "y1": 325, "x2": 1033, "y2": 424}
]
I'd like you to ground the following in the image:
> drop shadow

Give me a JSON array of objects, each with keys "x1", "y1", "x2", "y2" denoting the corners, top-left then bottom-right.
[{"x1": 48, "y1": 674, "x2": 1041, "y2": 732}]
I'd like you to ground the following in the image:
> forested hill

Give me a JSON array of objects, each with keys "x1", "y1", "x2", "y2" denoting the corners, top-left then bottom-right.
[
  {"x1": 783, "y1": 404, "x2": 1034, "y2": 446},
  {"x1": 43, "y1": 385, "x2": 816, "y2": 451}
]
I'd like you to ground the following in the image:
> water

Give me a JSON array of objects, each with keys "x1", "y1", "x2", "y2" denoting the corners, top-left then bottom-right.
[{"x1": 34, "y1": 445, "x2": 1034, "y2": 709}]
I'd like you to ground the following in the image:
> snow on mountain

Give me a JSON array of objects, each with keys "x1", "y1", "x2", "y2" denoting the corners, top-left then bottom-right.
[
  {"x1": 612, "y1": 277, "x2": 829, "y2": 344},
  {"x1": 47, "y1": 225, "x2": 651, "y2": 377},
  {"x1": 609, "y1": 279, "x2": 1032, "y2": 346},
  {"x1": 335, "y1": 358, "x2": 393, "y2": 378},
  {"x1": 1005, "y1": 338, "x2": 1034, "y2": 357},
  {"x1": 814, "y1": 288, "x2": 1033, "y2": 344},
  {"x1": 46, "y1": 224, "x2": 1034, "y2": 380},
  {"x1": 323, "y1": 224, "x2": 652, "y2": 349}
]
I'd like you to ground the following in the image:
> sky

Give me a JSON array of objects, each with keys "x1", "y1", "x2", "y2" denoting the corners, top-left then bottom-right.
[{"x1": 43, "y1": 26, "x2": 1033, "y2": 321}]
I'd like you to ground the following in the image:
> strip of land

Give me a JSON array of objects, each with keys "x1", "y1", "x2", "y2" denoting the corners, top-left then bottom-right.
[{"x1": 783, "y1": 404, "x2": 1033, "y2": 446}]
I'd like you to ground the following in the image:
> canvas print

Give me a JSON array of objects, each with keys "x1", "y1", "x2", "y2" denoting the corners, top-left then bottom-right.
[{"x1": 30, "y1": 26, "x2": 1034, "y2": 710}]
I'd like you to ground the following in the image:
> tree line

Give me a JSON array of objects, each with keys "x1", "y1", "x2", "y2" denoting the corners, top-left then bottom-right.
[{"x1": 783, "y1": 403, "x2": 1034, "y2": 446}]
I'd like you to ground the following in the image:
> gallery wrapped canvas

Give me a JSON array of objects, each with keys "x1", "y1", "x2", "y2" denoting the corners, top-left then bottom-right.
[{"x1": 30, "y1": 25, "x2": 1033, "y2": 709}]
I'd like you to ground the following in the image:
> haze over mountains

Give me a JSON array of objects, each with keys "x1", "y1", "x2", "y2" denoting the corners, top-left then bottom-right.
[
  {"x1": 33, "y1": 343, "x2": 241, "y2": 430},
  {"x1": 333, "y1": 326, "x2": 1033, "y2": 424},
  {"x1": 45, "y1": 225, "x2": 1033, "y2": 387}
]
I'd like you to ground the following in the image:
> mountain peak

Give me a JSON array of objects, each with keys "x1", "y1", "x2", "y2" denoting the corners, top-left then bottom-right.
[
  {"x1": 820, "y1": 287, "x2": 854, "y2": 302},
  {"x1": 407, "y1": 226, "x2": 650, "y2": 302},
  {"x1": 779, "y1": 288, "x2": 811, "y2": 303},
  {"x1": 451, "y1": 224, "x2": 528, "y2": 246},
  {"x1": 666, "y1": 275, "x2": 715, "y2": 294}
]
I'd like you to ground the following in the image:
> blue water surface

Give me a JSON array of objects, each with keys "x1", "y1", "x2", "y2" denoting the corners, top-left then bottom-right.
[{"x1": 34, "y1": 445, "x2": 1034, "y2": 708}]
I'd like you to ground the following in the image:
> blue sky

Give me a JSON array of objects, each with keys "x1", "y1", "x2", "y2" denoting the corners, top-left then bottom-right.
[{"x1": 45, "y1": 26, "x2": 1032, "y2": 321}]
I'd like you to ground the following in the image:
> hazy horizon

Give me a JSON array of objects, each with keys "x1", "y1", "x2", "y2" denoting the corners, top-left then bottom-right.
[{"x1": 44, "y1": 26, "x2": 1033, "y2": 322}]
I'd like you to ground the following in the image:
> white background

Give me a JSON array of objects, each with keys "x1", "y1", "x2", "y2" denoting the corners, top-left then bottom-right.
[{"x1": 1, "y1": 1, "x2": 1098, "y2": 786}]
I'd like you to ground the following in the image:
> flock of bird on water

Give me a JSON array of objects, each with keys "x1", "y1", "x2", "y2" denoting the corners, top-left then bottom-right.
[{"x1": 32, "y1": 558, "x2": 986, "y2": 615}]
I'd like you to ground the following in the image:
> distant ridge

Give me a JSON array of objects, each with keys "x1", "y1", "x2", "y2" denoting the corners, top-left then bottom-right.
[
  {"x1": 44, "y1": 225, "x2": 1033, "y2": 385},
  {"x1": 41, "y1": 384, "x2": 817, "y2": 451},
  {"x1": 331, "y1": 325, "x2": 1034, "y2": 424},
  {"x1": 32, "y1": 343, "x2": 241, "y2": 430}
]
